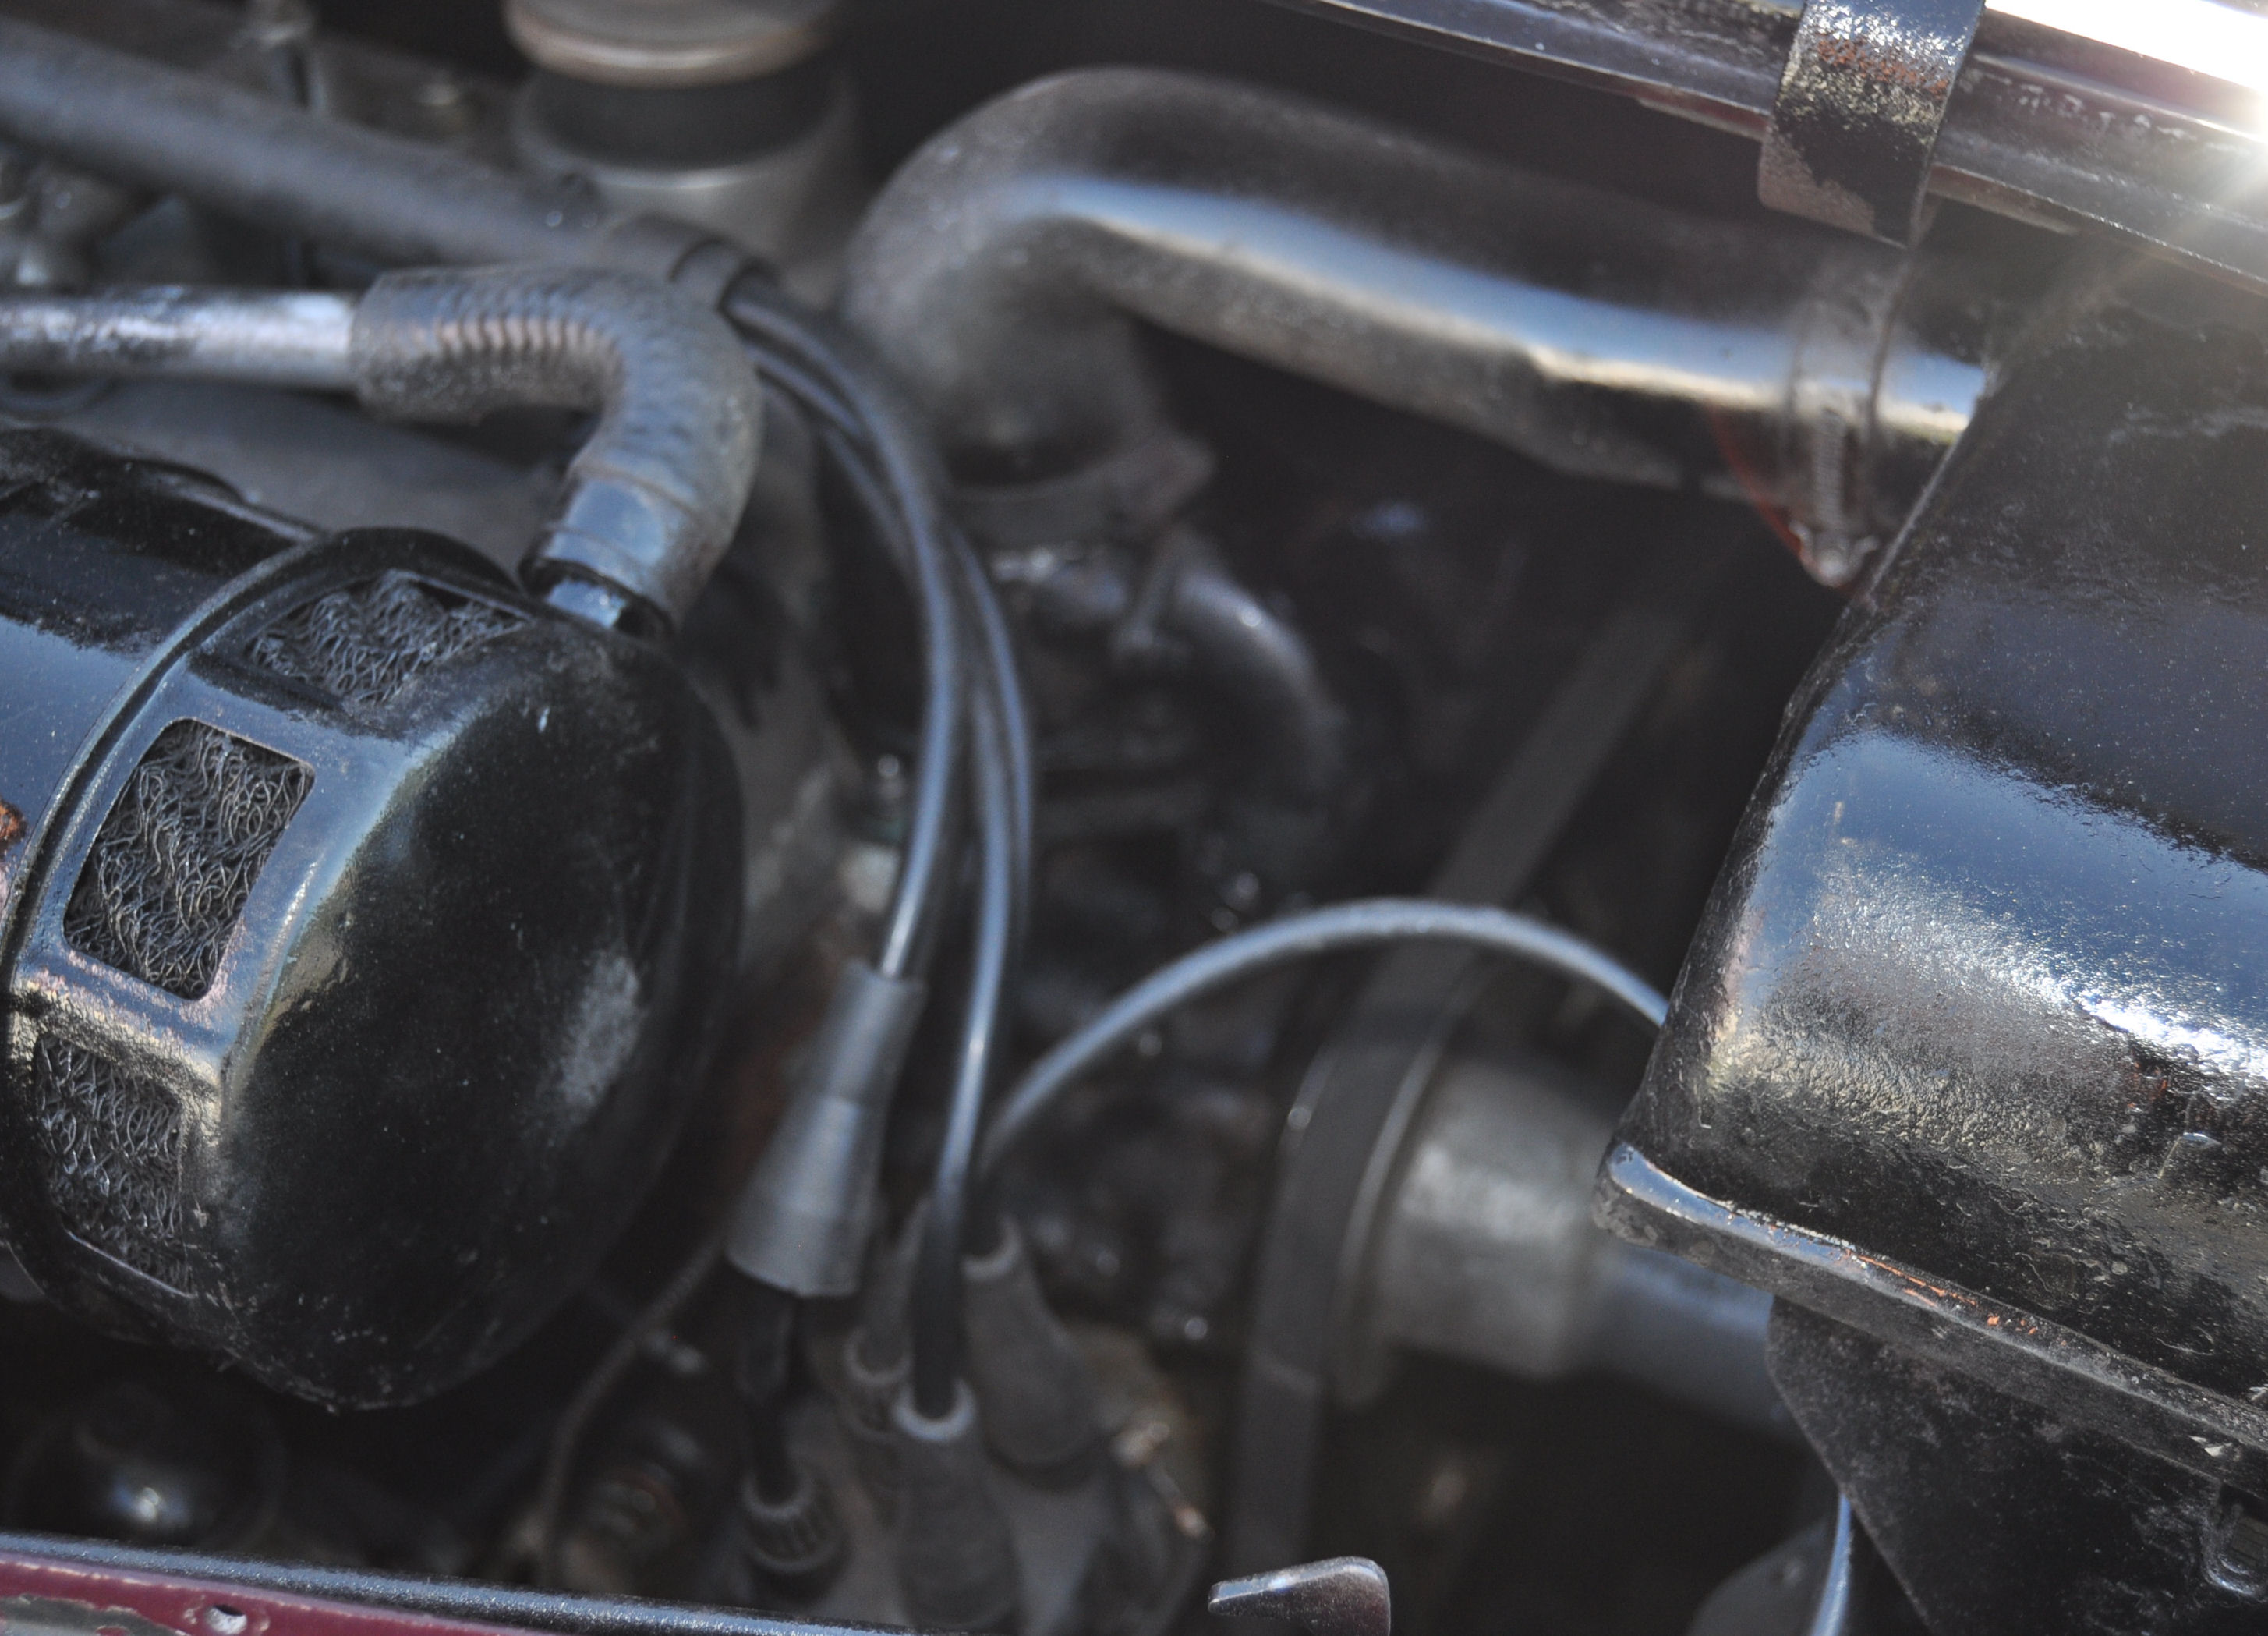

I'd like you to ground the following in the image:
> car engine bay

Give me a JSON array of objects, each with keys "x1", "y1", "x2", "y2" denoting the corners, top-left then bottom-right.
[{"x1": 0, "y1": 2, "x2": 2261, "y2": 1634}]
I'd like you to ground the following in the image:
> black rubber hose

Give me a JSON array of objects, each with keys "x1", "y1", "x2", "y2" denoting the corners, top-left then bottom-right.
[
  {"x1": 975, "y1": 900, "x2": 1670, "y2": 1184},
  {"x1": 0, "y1": 15, "x2": 714, "y2": 281},
  {"x1": 1152, "y1": 534, "x2": 1348, "y2": 807},
  {"x1": 0, "y1": 272, "x2": 765, "y2": 632},
  {"x1": 724, "y1": 278, "x2": 967, "y2": 983},
  {"x1": 908, "y1": 694, "x2": 1016, "y2": 1419},
  {"x1": 352, "y1": 268, "x2": 764, "y2": 627}
]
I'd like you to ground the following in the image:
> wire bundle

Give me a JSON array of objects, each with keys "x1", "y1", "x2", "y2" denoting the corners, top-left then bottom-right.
[
  {"x1": 723, "y1": 282, "x2": 1679, "y2": 1419},
  {"x1": 721, "y1": 277, "x2": 1032, "y2": 1421},
  {"x1": 543, "y1": 281, "x2": 1681, "y2": 1561}
]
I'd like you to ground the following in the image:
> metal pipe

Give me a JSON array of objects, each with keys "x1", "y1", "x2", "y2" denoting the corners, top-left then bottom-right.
[
  {"x1": 0, "y1": 288, "x2": 354, "y2": 389},
  {"x1": 1264, "y1": 0, "x2": 2268, "y2": 306},
  {"x1": 0, "y1": 271, "x2": 763, "y2": 628},
  {"x1": 1155, "y1": 544, "x2": 1348, "y2": 808},
  {"x1": 840, "y1": 68, "x2": 1994, "y2": 584},
  {"x1": 0, "y1": 14, "x2": 723, "y2": 285}
]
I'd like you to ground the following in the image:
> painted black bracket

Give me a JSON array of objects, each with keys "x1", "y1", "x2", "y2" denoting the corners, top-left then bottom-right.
[{"x1": 1759, "y1": 0, "x2": 1986, "y2": 245}]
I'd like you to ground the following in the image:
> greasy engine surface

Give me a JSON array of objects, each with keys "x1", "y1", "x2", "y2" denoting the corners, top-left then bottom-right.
[{"x1": 0, "y1": 3, "x2": 2259, "y2": 1636}]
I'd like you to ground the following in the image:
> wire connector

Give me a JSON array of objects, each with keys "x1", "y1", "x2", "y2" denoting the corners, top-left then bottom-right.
[
  {"x1": 727, "y1": 960, "x2": 927, "y2": 1298},
  {"x1": 962, "y1": 1218, "x2": 1102, "y2": 1487},
  {"x1": 891, "y1": 1380, "x2": 1021, "y2": 1632}
]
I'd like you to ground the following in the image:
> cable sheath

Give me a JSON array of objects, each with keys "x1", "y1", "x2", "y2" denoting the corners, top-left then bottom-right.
[{"x1": 978, "y1": 900, "x2": 1668, "y2": 1180}]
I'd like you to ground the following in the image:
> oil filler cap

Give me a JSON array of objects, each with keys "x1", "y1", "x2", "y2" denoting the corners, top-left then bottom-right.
[{"x1": 0, "y1": 428, "x2": 741, "y2": 1408}]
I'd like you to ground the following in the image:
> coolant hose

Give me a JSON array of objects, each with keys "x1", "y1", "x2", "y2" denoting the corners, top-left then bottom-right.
[
  {"x1": 0, "y1": 271, "x2": 762, "y2": 629},
  {"x1": 352, "y1": 269, "x2": 762, "y2": 626},
  {"x1": 0, "y1": 16, "x2": 720, "y2": 283}
]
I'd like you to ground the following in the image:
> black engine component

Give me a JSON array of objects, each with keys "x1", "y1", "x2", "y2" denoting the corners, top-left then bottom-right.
[
  {"x1": 1600, "y1": 258, "x2": 2268, "y2": 1633},
  {"x1": 0, "y1": 427, "x2": 740, "y2": 1408},
  {"x1": 15, "y1": 0, "x2": 2268, "y2": 1629}
]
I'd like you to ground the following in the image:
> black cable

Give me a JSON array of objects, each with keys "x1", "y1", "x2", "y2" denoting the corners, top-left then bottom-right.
[
  {"x1": 975, "y1": 900, "x2": 1671, "y2": 1187},
  {"x1": 721, "y1": 272, "x2": 1038, "y2": 1413},
  {"x1": 955, "y1": 533, "x2": 1035, "y2": 958},
  {"x1": 534, "y1": 1231, "x2": 724, "y2": 1585},
  {"x1": 804, "y1": 419, "x2": 971, "y2": 976},
  {"x1": 724, "y1": 276, "x2": 1034, "y2": 975},
  {"x1": 731, "y1": 278, "x2": 1035, "y2": 1074},
  {"x1": 949, "y1": 536, "x2": 1032, "y2": 1264},
  {"x1": 742, "y1": 345, "x2": 858, "y2": 441},
  {"x1": 723, "y1": 278, "x2": 966, "y2": 983},
  {"x1": 760, "y1": 370, "x2": 963, "y2": 980},
  {"x1": 908, "y1": 692, "x2": 1015, "y2": 1419}
]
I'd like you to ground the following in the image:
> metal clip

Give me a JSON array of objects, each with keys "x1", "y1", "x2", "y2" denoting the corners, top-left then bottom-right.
[
  {"x1": 1759, "y1": 0, "x2": 1986, "y2": 246},
  {"x1": 1209, "y1": 1559, "x2": 1391, "y2": 1636}
]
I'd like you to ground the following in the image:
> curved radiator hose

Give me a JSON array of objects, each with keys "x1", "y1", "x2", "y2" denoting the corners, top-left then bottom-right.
[
  {"x1": 843, "y1": 66, "x2": 2002, "y2": 586},
  {"x1": 0, "y1": 271, "x2": 762, "y2": 629}
]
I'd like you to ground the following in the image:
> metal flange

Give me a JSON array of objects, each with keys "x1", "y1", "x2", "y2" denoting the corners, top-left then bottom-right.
[{"x1": 505, "y1": 0, "x2": 842, "y2": 87}]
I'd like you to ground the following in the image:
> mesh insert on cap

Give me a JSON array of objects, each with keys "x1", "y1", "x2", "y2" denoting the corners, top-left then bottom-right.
[
  {"x1": 247, "y1": 572, "x2": 521, "y2": 711},
  {"x1": 64, "y1": 721, "x2": 313, "y2": 1000},
  {"x1": 28, "y1": 1036, "x2": 189, "y2": 1290}
]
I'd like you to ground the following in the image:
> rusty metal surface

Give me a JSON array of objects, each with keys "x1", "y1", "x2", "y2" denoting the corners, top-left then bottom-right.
[{"x1": 1758, "y1": 0, "x2": 1987, "y2": 244}]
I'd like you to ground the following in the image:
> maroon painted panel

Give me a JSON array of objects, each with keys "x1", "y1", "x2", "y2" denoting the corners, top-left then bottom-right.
[{"x1": 0, "y1": 1552, "x2": 524, "y2": 1636}]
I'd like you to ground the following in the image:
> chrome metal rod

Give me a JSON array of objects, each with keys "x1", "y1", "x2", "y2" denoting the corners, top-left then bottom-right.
[
  {"x1": 1265, "y1": 0, "x2": 2268, "y2": 302},
  {"x1": 0, "y1": 289, "x2": 354, "y2": 389},
  {"x1": 845, "y1": 69, "x2": 1827, "y2": 490}
]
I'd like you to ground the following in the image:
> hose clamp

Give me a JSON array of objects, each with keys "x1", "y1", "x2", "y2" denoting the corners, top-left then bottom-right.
[{"x1": 1760, "y1": 0, "x2": 1986, "y2": 246}]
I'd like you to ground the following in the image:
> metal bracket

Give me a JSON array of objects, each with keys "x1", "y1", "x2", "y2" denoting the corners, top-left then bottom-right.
[
  {"x1": 1210, "y1": 1559, "x2": 1392, "y2": 1636},
  {"x1": 1759, "y1": 0, "x2": 1986, "y2": 246}
]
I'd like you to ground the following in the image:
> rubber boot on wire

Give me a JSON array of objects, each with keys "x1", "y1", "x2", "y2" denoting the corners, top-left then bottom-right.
[
  {"x1": 962, "y1": 1216, "x2": 1102, "y2": 1487},
  {"x1": 892, "y1": 1378, "x2": 1021, "y2": 1632},
  {"x1": 730, "y1": 1280, "x2": 844, "y2": 1602}
]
